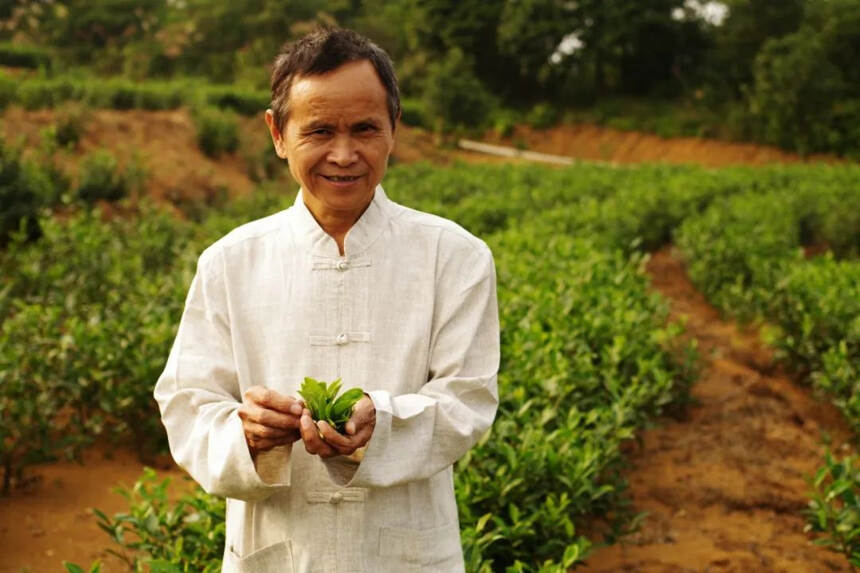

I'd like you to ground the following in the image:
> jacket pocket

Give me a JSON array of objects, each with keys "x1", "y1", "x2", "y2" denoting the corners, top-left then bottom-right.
[
  {"x1": 225, "y1": 540, "x2": 295, "y2": 573},
  {"x1": 378, "y1": 521, "x2": 462, "y2": 569}
]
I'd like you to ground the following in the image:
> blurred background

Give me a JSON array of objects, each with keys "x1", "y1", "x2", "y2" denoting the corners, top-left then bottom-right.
[{"x1": 1, "y1": 0, "x2": 858, "y2": 155}]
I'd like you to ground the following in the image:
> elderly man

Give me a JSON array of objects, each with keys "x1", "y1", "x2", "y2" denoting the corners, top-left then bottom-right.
[{"x1": 154, "y1": 27, "x2": 499, "y2": 572}]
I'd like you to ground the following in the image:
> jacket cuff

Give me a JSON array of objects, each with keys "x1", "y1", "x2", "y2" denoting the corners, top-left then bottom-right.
[{"x1": 252, "y1": 444, "x2": 292, "y2": 487}]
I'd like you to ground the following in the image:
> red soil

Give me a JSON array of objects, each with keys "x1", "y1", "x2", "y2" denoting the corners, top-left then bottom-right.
[{"x1": 0, "y1": 446, "x2": 187, "y2": 573}]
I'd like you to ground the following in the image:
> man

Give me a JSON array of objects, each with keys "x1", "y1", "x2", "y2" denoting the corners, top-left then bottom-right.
[{"x1": 154, "y1": 27, "x2": 499, "y2": 572}]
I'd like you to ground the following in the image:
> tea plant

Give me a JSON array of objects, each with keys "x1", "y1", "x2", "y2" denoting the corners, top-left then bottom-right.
[
  {"x1": 75, "y1": 150, "x2": 130, "y2": 203},
  {"x1": 193, "y1": 107, "x2": 240, "y2": 158},
  {"x1": 806, "y1": 450, "x2": 860, "y2": 569},
  {"x1": 94, "y1": 468, "x2": 225, "y2": 572}
]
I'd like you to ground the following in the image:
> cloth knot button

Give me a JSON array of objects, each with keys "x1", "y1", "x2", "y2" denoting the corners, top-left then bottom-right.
[
  {"x1": 336, "y1": 333, "x2": 348, "y2": 345},
  {"x1": 336, "y1": 260, "x2": 349, "y2": 271},
  {"x1": 329, "y1": 492, "x2": 344, "y2": 504}
]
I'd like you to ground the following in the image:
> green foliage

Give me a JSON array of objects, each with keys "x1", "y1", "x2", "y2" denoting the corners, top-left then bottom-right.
[
  {"x1": 298, "y1": 377, "x2": 365, "y2": 433},
  {"x1": 203, "y1": 85, "x2": 268, "y2": 116},
  {"x1": 0, "y1": 72, "x2": 15, "y2": 110},
  {"x1": 457, "y1": 228, "x2": 697, "y2": 570},
  {"x1": 0, "y1": 42, "x2": 53, "y2": 69},
  {"x1": 0, "y1": 302, "x2": 90, "y2": 494},
  {"x1": 94, "y1": 468, "x2": 225, "y2": 572},
  {"x1": 53, "y1": 104, "x2": 89, "y2": 148},
  {"x1": 193, "y1": 107, "x2": 240, "y2": 158},
  {"x1": 490, "y1": 108, "x2": 519, "y2": 138},
  {"x1": 769, "y1": 257, "x2": 860, "y2": 373},
  {"x1": 75, "y1": 150, "x2": 131, "y2": 203},
  {"x1": 17, "y1": 76, "x2": 89, "y2": 110},
  {"x1": 422, "y1": 48, "x2": 496, "y2": 131},
  {"x1": 746, "y1": 30, "x2": 857, "y2": 156},
  {"x1": 63, "y1": 560, "x2": 101, "y2": 573},
  {"x1": 399, "y1": 98, "x2": 430, "y2": 129},
  {"x1": 525, "y1": 103, "x2": 558, "y2": 130},
  {"x1": 0, "y1": 200, "x2": 202, "y2": 474},
  {"x1": 739, "y1": 0, "x2": 860, "y2": 157},
  {"x1": 675, "y1": 191, "x2": 802, "y2": 319},
  {"x1": 243, "y1": 139, "x2": 284, "y2": 184},
  {"x1": 0, "y1": 138, "x2": 54, "y2": 246},
  {"x1": 805, "y1": 450, "x2": 860, "y2": 569}
]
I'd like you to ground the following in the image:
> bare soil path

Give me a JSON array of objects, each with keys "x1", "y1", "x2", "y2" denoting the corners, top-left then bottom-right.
[
  {"x1": 582, "y1": 247, "x2": 854, "y2": 573},
  {"x1": 0, "y1": 446, "x2": 186, "y2": 573}
]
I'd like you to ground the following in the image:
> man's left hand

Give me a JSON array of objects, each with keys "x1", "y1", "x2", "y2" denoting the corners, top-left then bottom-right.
[{"x1": 299, "y1": 394, "x2": 376, "y2": 460}]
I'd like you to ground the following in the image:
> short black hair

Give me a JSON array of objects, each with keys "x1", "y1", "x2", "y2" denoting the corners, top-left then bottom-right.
[{"x1": 269, "y1": 27, "x2": 401, "y2": 131}]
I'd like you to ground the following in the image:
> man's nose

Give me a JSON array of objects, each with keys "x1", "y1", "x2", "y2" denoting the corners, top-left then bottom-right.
[{"x1": 327, "y1": 134, "x2": 358, "y2": 166}]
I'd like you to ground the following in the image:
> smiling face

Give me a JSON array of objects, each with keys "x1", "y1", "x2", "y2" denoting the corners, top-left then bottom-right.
[{"x1": 265, "y1": 59, "x2": 396, "y2": 225}]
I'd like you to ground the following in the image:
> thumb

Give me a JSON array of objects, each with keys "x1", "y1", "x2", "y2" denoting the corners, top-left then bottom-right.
[{"x1": 345, "y1": 420, "x2": 356, "y2": 435}]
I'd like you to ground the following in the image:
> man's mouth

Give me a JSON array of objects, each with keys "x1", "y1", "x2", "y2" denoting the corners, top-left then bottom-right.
[{"x1": 321, "y1": 175, "x2": 361, "y2": 182}]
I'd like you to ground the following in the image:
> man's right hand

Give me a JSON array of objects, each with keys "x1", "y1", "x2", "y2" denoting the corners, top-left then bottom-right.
[{"x1": 238, "y1": 386, "x2": 304, "y2": 459}]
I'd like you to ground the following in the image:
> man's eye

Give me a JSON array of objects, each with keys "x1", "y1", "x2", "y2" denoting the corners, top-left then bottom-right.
[{"x1": 355, "y1": 124, "x2": 376, "y2": 133}]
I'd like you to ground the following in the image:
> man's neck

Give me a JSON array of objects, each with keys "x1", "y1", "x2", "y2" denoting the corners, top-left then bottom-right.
[{"x1": 303, "y1": 194, "x2": 374, "y2": 256}]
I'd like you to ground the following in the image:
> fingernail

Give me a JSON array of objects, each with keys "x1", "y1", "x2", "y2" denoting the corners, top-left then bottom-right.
[{"x1": 290, "y1": 403, "x2": 302, "y2": 415}]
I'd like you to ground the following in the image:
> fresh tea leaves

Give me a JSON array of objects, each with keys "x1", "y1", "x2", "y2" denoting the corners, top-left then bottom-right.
[{"x1": 298, "y1": 377, "x2": 364, "y2": 434}]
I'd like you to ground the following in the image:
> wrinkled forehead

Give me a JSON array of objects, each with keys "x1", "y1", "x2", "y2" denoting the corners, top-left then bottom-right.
[{"x1": 288, "y1": 60, "x2": 389, "y2": 120}]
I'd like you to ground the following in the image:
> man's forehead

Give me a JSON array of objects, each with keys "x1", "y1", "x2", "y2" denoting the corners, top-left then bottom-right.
[
  {"x1": 290, "y1": 60, "x2": 386, "y2": 98},
  {"x1": 289, "y1": 64, "x2": 388, "y2": 119}
]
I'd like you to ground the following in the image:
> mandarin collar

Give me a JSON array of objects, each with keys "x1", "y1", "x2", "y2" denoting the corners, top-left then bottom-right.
[{"x1": 286, "y1": 185, "x2": 393, "y2": 258}]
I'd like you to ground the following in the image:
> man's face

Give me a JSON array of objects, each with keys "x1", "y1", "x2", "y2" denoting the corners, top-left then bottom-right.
[{"x1": 265, "y1": 59, "x2": 395, "y2": 220}]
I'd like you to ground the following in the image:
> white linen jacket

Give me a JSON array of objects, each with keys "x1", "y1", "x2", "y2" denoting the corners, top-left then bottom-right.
[{"x1": 153, "y1": 186, "x2": 500, "y2": 572}]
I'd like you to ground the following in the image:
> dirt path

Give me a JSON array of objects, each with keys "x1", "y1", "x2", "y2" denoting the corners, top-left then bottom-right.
[
  {"x1": 0, "y1": 446, "x2": 187, "y2": 573},
  {"x1": 582, "y1": 247, "x2": 854, "y2": 573}
]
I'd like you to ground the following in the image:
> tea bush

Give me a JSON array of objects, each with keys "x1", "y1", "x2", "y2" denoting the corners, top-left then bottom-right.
[
  {"x1": 203, "y1": 85, "x2": 268, "y2": 116},
  {"x1": 75, "y1": 150, "x2": 130, "y2": 203},
  {"x1": 0, "y1": 139, "x2": 55, "y2": 246},
  {"x1": 193, "y1": 107, "x2": 240, "y2": 158},
  {"x1": 7, "y1": 74, "x2": 267, "y2": 116},
  {"x1": 69, "y1": 468, "x2": 226, "y2": 573},
  {"x1": 0, "y1": 43, "x2": 52, "y2": 70},
  {"x1": 805, "y1": 450, "x2": 860, "y2": 568},
  {"x1": 457, "y1": 228, "x2": 696, "y2": 570},
  {"x1": 0, "y1": 72, "x2": 16, "y2": 110},
  {"x1": 0, "y1": 302, "x2": 89, "y2": 494},
  {"x1": 53, "y1": 104, "x2": 89, "y2": 148}
]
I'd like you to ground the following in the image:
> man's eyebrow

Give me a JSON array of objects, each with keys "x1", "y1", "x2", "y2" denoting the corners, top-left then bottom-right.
[{"x1": 301, "y1": 120, "x2": 336, "y2": 131}]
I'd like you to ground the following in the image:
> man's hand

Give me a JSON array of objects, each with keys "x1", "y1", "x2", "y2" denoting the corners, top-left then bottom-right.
[
  {"x1": 238, "y1": 386, "x2": 303, "y2": 459},
  {"x1": 299, "y1": 394, "x2": 376, "y2": 460}
]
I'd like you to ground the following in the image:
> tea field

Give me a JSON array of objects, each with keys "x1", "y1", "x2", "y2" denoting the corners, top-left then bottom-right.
[{"x1": 2, "y1": 160, "x2": 859, "y2": 571}]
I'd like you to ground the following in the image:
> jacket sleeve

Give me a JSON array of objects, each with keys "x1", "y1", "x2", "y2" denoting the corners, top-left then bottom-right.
[
  {"x1": 325, "y1": 242, "x2": 500, "y2": 488},
  {"x1": 154, "y1": 247, "x2": 291, "y2": 502}
]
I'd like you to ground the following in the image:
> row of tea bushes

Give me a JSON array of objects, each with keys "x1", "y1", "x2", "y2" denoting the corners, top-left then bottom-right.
[
  {"x1": 0, "y1": 72, "x2": 268, "y2": 116},
  {"x1": 675, "y1": 187, "x2": 859, "y2": 420},
  {"x1": 674, "y1": 184, "x2": 860, "y2": 564},
  {"x1": 458, "y1": 226, "x2": 696, "y2": 570},
  {"x1": 0, "y1": 190, "x2": 294, "y2": 492}
]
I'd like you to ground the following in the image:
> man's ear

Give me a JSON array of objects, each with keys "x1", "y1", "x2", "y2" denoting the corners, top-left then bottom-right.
[{"x1": 264, "y1": 109, "x2": 288, "y2": 159}]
